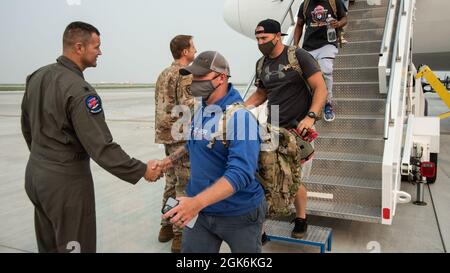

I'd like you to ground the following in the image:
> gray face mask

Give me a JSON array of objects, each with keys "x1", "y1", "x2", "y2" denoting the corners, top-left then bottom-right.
[{"x1": 190, "y1": 74, "x2": 221, "y2": 100}]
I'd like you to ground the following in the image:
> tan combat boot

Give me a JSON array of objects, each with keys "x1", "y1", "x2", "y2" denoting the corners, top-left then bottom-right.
[
  {"x1": 158, "y1": 225, "x2": 174, "y2": 242},
  {"x1": 171, "y1": 234, "x2": 182, "y2": 253}
]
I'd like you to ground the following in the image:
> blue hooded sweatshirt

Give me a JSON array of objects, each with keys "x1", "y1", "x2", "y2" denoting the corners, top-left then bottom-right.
[{"x1": 186, "y1": 83, "x2": 264, "y2": 216}]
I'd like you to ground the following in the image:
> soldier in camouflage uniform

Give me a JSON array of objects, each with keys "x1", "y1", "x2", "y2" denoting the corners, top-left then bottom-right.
[{"x1": 154, "y1": 35, "x2": 196, "y2": 253}]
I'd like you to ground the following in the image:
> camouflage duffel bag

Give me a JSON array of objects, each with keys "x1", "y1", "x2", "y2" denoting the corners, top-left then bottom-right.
[
  {"x1": 205, "y1": 103, "x2": 311, "y2": 218},
  {"x1": 256, "y1": 124, "x2": 305, "y2": 218}
]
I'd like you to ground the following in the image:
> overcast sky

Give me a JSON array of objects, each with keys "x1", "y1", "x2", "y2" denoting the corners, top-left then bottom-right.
[{"x1": 0, "y1": 0, "x2": 260, "y2": 84}]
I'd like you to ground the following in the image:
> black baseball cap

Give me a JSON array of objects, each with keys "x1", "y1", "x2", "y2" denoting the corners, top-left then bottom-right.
[{"x1": 255, "y1": 19, "x2": 287, "y2": 36}]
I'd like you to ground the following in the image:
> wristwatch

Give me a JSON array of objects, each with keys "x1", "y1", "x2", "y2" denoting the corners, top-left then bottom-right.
[{"x1": 307, "y1": 111, "x2": 318, "y2": 120}]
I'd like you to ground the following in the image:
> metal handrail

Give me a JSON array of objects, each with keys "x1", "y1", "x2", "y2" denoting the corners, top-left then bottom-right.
[
  {"x1": 383, "y1": 0, "x2": 414, "y2": 140},
  {"x1": 378, "y1": 0, "x2": 397, "y2": 94},
  {"x1": 242, "y1": 0, "x2": 296, "y2": 99},
  {"x1": 243, "y1": 74, "x2": 256, "y2": 100},
  {"x1": 280, "y1": 0, "x2": 295, "y2": 26},
  {"x1": 379, "y1": 0, "x2": 396, "y2": 56},
  {"x1": 402, "y1": 0, "x2": 408, "y2": 15},
  {"x1": 383, "y1": 0, "x2": 405, "y2": 139}
]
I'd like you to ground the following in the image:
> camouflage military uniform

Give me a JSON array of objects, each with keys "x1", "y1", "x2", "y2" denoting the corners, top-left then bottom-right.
[{"x1": 155, "y1": 61, "x2": 193, "y2": 234}]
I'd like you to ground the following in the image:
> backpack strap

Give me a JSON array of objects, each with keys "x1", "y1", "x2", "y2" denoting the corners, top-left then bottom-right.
[
  {"x1": 207, "y1": 103, "x2": 251, "y2": 149},
  {"x1": 285, "y1": 46, "x2": 316, "y2": 98},
  {"x1": 303, "y1": 0, "x2": 310, "y2": 20},
  {"x1": 329, "y1": 0, "x2": 337, "y2": 18},
  {"x1": 286, "y1": 46, "x2": 324, "y2": 119},
  {"x1": 255, "y1": 56, "x2": 266, "y2": 87},
  {"x1": 285, "y1": 46, "x2": 303, "y2": 77}
]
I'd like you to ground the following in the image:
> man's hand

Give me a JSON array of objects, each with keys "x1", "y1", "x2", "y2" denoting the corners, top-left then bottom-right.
[
  {"x1": 330, "y1": 19, "x2": 340, "y2": 29},
  {"x1": 297, "y1": 116, "x2": 315, "y2": 134},
  {"x1": 152, "y1": 157, "x2": 173, "y2": 173},
  {"x1": 144, "y1": 160, "x2": 163, "y2": 182},
  {"x1": 162, "y1": 197, "x2": 204, "y2": 228}
]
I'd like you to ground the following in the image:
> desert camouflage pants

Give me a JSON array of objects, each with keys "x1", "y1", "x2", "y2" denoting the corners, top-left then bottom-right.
[{"x1": 160, "y1": 142, "x2": 190, "y2": 235}]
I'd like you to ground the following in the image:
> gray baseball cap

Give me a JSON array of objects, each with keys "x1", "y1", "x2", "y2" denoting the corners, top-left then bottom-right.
[{"x1": 180, "y1": 51, "x2": 231, "y2": 77}]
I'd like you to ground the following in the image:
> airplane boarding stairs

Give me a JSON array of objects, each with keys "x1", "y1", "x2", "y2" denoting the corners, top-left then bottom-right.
[
  {"x1": 304, "y1": 0, "x2": 390, "y2": 223},
  {"x1": 241, "y1": 0, "x2": 416, "y2": 225}
]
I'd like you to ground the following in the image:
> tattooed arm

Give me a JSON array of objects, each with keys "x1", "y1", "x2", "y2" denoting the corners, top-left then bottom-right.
[{"x1": 154, "y1": 145, "x2": 189, "y2": 172}]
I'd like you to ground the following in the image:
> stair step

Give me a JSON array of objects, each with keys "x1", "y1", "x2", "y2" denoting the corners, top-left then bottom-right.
[
  {"x1": 307, "y1": 181, "x2": 382, "y2": 200},
  {"x1": 339, "y1": 40, "x2": 382, "y2": 54},
  {"x1": 347, "y1": 7, "x2": 388, "y2": 19},
  {"x1": 264, "y1": 220, "x2": 332, "y2": 251},
  {"x1": 314, "y1": 136, "x2": 384, "y2": 156},
  {"x1": 315, "y1": 151, "x2": 383, "y2": 163},
  {"x1": 346, "y1": 28, "x2": 384, "y2": 42},
  {"x1": 318, "y1": 132, "x2": 383, "y2": 140},
  {"x1": 315, "y1": 115, "x2": 384, "y2": 140},
  {"x1": 350, "y1": 0, "x2": 389, "y2": 10},
  {"x1": 346, "y1": 17, "x2": 386, "y2": 31},
  {"x1": 332, "y1": 82, "x2": 385, "y2": 99},
  {"x1": 335, "y1": 53, "x2": 379, "y2": 69},
  {"x1": 334, "y1": 67, "x2": 379, "y2": 83},
  {"x1": 307, "y1": 199, "x2": 381, "y2": 223},
  {"x1": 310, "y1": 156, "x2": 382, "y2": 180},
  {"x1": 331, "y1": 98, "x2": 386, "y2": 116},
  {"x1": 305, "y1": 175, "x2": 382, "y2": 190}
]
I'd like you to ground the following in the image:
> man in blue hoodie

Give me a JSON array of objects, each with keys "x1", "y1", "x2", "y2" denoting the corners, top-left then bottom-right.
[{"x1": 158, "y1": 51, "x2": 266, "y2": 253}]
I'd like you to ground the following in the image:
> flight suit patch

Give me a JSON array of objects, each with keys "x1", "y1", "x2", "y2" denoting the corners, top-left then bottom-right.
[{"x1": 85, "y1": 95, "x2": 103, "y2": 114}]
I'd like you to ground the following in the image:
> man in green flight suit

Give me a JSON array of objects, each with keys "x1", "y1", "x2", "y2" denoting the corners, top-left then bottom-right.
[{"x1": 20, "y1": 21, "x2": 162, "y2": 253}]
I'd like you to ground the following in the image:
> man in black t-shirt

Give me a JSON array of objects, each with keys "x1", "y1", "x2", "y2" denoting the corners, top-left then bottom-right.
[
  {"x1": 294, "y1": 0, "x2": 348, "y2": 122},
  {"x1": 245, "y1": 19, "x2": 328, "y2": 239}
]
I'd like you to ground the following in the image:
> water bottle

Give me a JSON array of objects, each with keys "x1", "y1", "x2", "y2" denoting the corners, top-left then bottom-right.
[{"x1": 326, "y1": 14, "x2": 337, "y2": 42}]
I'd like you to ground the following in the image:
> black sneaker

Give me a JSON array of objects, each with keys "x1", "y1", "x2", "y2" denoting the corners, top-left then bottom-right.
[
  {"x1": 261, "y1": 232, "x2": 269, "y2": 246},
  {"x1": 291, "y1": 217, "x2": 308, "y2": 239}
]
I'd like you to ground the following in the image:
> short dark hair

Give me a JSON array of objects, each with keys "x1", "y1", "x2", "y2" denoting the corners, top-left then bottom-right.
[
  {"x1": 63, "y1": 21, "x2": 100, "y2": 49},
  {"x1": 170, "y1": 35, "x2": 193, "y2": 59}
]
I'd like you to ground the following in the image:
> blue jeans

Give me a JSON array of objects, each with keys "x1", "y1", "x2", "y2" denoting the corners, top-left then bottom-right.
[{"x1": 181, "y1": 201, "x2": 267, "y2": 253}]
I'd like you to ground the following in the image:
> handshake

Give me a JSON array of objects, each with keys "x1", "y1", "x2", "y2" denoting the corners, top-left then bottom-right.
[{"x1": 144, "y1": 157, "x2": 173, "y2": 182}]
